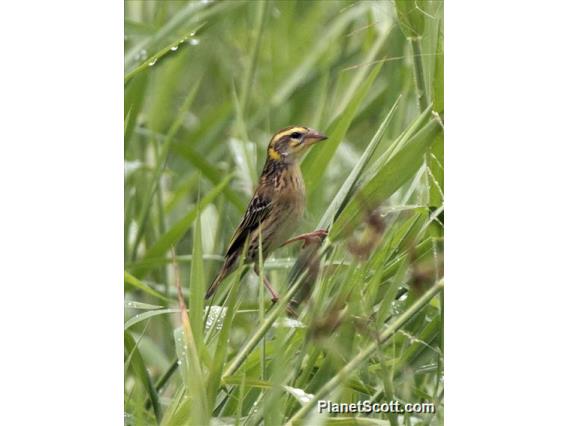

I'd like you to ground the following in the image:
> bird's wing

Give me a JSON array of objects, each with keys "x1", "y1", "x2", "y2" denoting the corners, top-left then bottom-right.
[{"x1": 225, "y1": 190, "x2": 272, "y2": 258}]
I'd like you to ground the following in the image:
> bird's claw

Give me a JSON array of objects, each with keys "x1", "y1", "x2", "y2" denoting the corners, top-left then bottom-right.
[{"x1": 282, "y1": 229, "x2": 328, "y2": 248}]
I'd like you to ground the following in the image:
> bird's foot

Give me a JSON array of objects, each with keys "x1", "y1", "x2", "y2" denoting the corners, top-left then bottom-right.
[
  {"x1": 255, "y1": 266, "x2": 280, "y2": 303},
  {"x1": 263, "y1": 276, "x2": 280, "y2": 303},
  {"x1": 281, "y1": 229, "x2": 328, "y2": 248}
]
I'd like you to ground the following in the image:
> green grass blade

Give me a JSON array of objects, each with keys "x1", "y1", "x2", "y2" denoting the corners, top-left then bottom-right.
[
  {"x1": 228, "y1": 138, "x2": 256, "y2": 197},
  {"x1": 171, "y1": 141, "x2": 246, "y2": 211},
  {"x1": 231, "y1": 85, "x2": 257, "y2": 188},
  {"x1": 124, "y1": 23, "x2": 205, "y2": 84},
  {"x1": 222, "y1": 272, "x2": 308, "y2": 379},
  {"x1": 239, "y1": 0, "x2": 268, "y2": 114},
  {"x1": 125, "y1": 301, "x2": 164, "y2": 310},
  {"x1": 130, "y1": 79, "x2": 202, "y2": 261},
  {"x1": 302, "y1": 63, "x2": 383, "y2": 194},
  {"x1": 124, "y1": 271, "x2": 169, "y2": 302},
  {"x1": 124, "y1": 308, "x2": 180, "y2": 330},
  {"x1": 317, "y1": 95, "x2": 400, "y2": 230},
  {"x1": 270, "y1": 3, "x2": 369, "y2": 108},
  {"x1": 376, "y1": 260, "x2": 408, "y2": 329},
  {"x1": 125, "y1": 1, "x2": 243, "y2": 69},
  {"x1": 171, "y1": 251, "x2": 209, "y2": 426},
  {"x1": 429, "y1": 9, "x2": 444, "y2": 207},
  {"x1": 124, "y1": 72, "x2": 148, "y2": 148},
  {"x1": 135, "y1": 174, "x2": 231, "y2": 277},
  {"x1": 331, "y1": 117, "x2": 442, "y2": 240},
  {"x1": 331, "y1": 27, "x2": 390, "y2": 121},
  {"x1": 285, "y1": 279, "x2": 444, "y2": 425},
  {"x1": 433, "y1": 13, "x2": 444, "y2": 116},
  {"x1": 189, "y1": 212, "x2": 205, "y2": 350},
  {"x1": 394, "y1": 0, "x2": 426, "y2": 39},
  {"x1": 207, "y1": 267, "x2": 242, "y2": 409},
  {"x1": 125, "y1": 331, "x2": 162, "y2": 422}
]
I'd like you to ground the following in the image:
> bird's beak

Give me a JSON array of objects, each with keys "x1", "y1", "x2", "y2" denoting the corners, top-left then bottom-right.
[{"x1": 304, "y1": 129, "x2": 328, "y2": 146}]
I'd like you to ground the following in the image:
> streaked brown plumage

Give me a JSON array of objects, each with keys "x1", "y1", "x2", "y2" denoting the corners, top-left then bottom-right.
[{"x1": 205, "y1": 126, "x2": 327, "y2": 300}]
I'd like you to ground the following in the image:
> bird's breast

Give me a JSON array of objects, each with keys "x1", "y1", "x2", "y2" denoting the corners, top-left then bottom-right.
[
  {"x1": 263, "y1": 167, "x2": 305, "y2": 251},
  {"x1": 274, "y1": 167, "x2": 305, "y2": 215}
]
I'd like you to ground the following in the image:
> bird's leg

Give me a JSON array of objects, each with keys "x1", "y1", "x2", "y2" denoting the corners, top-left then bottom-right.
[
  {"x1": 281, "y1": 229, "x2": 328, "y2": 248},
  {"x1": 263, "y1": 276, "x2": 280, "y2": 303},
  {"x1": 286, "y1": 300, "x2": 300, "y2": 318},
  {"x1": 254, "y1": 265, "x2": 280, "y2": 303}
]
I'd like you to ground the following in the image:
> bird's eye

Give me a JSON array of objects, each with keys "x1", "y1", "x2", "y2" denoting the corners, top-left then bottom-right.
[{"x1": 290, "y1": 132, "x2": 302, "y2": 139}]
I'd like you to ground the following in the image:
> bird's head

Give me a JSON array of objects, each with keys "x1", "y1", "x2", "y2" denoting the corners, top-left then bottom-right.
[{"x1": 267, "y1": 126, "x2": 327, "y2": 163}]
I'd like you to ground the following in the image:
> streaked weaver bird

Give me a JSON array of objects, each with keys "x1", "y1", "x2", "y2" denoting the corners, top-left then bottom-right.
[{"x1": 205, "y1": 126, "x2": 329, "y2": 301}]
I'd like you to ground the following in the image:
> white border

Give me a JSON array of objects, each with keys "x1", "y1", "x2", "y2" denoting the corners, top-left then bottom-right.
[
  {"x1": 446, "y1": 1, "x2": 568, "y2": 424},
  {"x1": 0, "y1": 2, "x2": 123, "y2": 424}
]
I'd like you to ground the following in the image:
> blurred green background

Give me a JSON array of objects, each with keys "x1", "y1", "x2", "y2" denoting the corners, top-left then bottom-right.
[{"x1": 125, "y1": 1, "x2": 443, "y2": 425}]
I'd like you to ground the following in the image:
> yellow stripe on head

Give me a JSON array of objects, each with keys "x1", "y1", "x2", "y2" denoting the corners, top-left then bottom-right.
[
  {"x1": 268, "y1": 147, "x2": 281, "y2": 160},
  {"x1": 271, "y1": 126, "x2": 306, "y2": 145}
]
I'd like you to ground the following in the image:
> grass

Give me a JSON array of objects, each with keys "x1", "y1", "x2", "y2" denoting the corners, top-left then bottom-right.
[{"x1": 124, "y1": 1, "x2": 444, "y2": 425}]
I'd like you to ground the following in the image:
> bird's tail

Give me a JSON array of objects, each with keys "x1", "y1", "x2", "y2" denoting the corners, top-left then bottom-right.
[{"x1": 205, "y1": 268, "x2": 226, "y2": 299}]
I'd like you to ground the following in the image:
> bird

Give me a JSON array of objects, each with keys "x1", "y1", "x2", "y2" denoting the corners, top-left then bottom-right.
[{"x1": 205, "y1": 125, "x2": 329, "y2": 302}]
